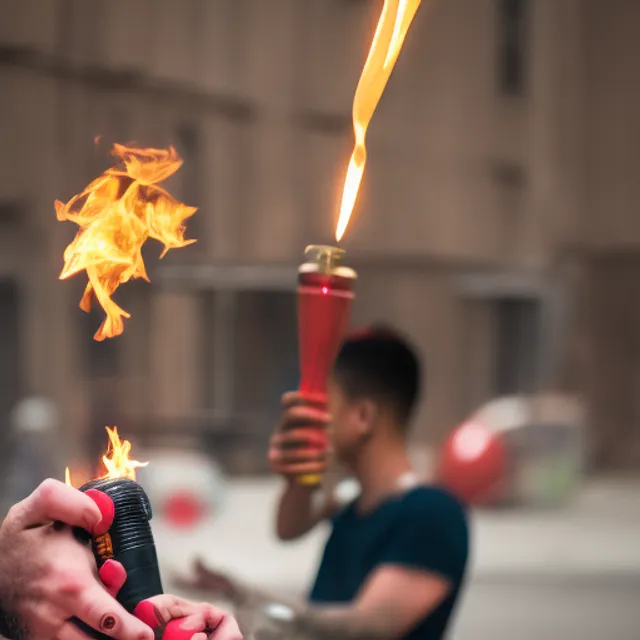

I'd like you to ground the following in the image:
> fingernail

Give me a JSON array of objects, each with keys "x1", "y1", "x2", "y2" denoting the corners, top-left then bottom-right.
[
  {"x1": 167, "y1": 619, "x2": 198, "y2": 640},
  {"x1": 84, "y1": 509, "x2": 100, "y2": 532},
  {"x1": 85, "y1": 490, "x2": 115, "y2": 535},
  {"x1": 133, "y1": 601, "x2": 159, "y2": 628},
  {"x1": 99, "y1": 560, "x2": 125, "y2": 588}
]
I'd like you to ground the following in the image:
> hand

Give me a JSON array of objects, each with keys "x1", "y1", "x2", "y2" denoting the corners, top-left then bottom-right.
[
  {"x1": 268, "y1": 392, "x2": 332, "y2": 479},
  {"x1": 0, "y1": 479, "x2": 154, "y2": 640},
  {"x1": 98, "y1": 558, "x2": 242, "y2": 640},
  {"x1": 134, "y1": 595, "x2": 242, "y2": 640},
  {"x1": 171, "y1": 559, "x2": 251, "y2": 608}
]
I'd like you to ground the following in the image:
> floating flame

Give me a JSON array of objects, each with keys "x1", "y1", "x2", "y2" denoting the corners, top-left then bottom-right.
[
  {"x1": 65, "y1": 426, "x2": 147, "y2": 487},
  {"x1": 335, "y1": 0, "x2": 424, "y2": 242},
  {"x1": 56, "y1": 144, "x2": 197, "y2": 341}
]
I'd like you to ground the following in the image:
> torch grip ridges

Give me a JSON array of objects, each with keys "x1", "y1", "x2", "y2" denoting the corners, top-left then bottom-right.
[
  {"x1": 78, "y1": 477, "x2": 163, "y2": 615},
  {"x1": 80, "y1": 478, "x2": 155, "y2": 552}
]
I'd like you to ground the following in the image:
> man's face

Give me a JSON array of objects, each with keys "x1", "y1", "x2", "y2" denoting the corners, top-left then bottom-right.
[{"x1": 327, "y1": 379, "x2": 374, "y2": 465}]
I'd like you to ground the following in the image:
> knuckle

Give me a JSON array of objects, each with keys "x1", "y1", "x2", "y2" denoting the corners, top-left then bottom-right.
[
  {"x1": 54, "y1": 569, "x2": 83, "y2": 596},
  {"x1": 5, "y1": 503, "x2": 21, "y2": 524},
  {"x1": 34, "y1": 478, "x2": 60, "y2": 506}
]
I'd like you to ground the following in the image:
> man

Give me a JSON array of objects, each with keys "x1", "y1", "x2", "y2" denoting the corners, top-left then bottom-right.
[
  {"x1": 0, "y1": 479, "x2": 241, "y2": 640},
  {"x1": 180, "y1": 327, "x2": 469, "y2": 640}
]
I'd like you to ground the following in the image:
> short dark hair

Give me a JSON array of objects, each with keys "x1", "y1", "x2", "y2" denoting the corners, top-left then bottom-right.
[{"x1": 332, "y1": 325, "x2": 422, "y2": 429}]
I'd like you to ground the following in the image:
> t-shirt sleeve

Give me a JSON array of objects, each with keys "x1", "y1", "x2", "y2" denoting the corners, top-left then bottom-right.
[{"x1": 378, "y1": 492, "x2": 469, "y2": 583}]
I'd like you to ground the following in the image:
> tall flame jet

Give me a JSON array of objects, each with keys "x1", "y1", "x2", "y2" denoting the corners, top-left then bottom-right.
[{"x1": 335, "y1": 0, "x2": 424, "y2": 242}]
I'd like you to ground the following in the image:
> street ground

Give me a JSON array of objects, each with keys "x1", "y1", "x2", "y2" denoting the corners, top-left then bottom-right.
[{"x1": 154, "y1": 476, "x2": 640, "y2": 639}]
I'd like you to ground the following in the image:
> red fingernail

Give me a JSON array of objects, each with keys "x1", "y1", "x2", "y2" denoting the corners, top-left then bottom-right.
[
  {"x1": 85, "y1": 490, "x2": 115, "y2": 536},
  {"x1": 134, "y1": 601, "x2": 159, "y2": 628},
  {"x1": 99, "y1": 560, "x2": 126, "y2": 589},
  {"x1": 163, "y1": 619, "x2": 195, "y2": 640}
]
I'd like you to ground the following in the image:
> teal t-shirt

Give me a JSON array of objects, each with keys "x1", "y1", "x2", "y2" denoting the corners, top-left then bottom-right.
[{"x1": 309, "y1": 486, "x2": 469, "y2": 640}]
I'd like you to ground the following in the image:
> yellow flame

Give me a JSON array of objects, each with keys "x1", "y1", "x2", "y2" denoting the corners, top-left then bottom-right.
[
  {"x1": 64, "y1": 427, "x2": 146, "y2": 488},
  {"x1": 55, "y1": 144, "x2": 197, "y2": 341},
  {"x1": 335, "y1": 0, "x2": 424, "y2": 242},
  {"x1": 100, "y1": 426, "x2": 148, "y2": 481}
]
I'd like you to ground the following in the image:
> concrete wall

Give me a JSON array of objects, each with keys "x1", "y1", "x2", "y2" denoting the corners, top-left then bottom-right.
[{"x1": 1, "y1": 0, "x2": 639, "y2": 469}]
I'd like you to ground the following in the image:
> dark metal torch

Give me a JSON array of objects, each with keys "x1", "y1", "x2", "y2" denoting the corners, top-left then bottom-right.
[{"x1": 72, "y1": 477, "x2": 163, "y2": 639}]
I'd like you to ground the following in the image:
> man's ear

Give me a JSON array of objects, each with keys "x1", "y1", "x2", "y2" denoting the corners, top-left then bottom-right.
[{"x1": 356, "y1": 399, "x2": 378, "y2": 439}]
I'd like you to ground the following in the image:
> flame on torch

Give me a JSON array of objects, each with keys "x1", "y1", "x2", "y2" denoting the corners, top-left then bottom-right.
[
  {"x1": 335, "y1": 0, "x2": 424, "y2": 242},
  {"x1": 66, "y1": 426, "x2": 148, "y2": 487},
  {"x1": 56, "y1": 143, "x2": 197, "y2": 341}
]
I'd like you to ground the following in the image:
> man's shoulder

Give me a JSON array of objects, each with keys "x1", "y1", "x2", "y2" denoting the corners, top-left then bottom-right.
[{"x1": 400, "y1": 485, "x2": 468, "y2": 527}]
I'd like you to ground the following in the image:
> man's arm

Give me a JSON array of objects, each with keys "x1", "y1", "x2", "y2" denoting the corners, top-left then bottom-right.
[
  {"x1": 269, "y1": 392, "x2": 336, "y2": 540},
  {"x1": 274, "y1": 481, "x2": 335, "y2": 540},
  {"x1": 177, "y1": 557, "x2": 450, "y2": 640},
  {"x1": 293, "y1": 565, "x2": 451, "y2": 640}
]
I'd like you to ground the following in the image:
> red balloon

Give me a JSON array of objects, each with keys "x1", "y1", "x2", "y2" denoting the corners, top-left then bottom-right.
[
  {"x1": 163, "y1": 491, "x2": 206, "y2": 529},
  {"x1": 436, "y1": 422, "x2": 508, "y2": 506}
]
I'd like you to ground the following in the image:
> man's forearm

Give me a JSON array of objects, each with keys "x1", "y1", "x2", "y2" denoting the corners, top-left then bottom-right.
[
  {"x1": 293, "y1": 605, "x2": 392, "y2": 640},
  {"x1": 228, "y1": 579, "x2": 384, "y2": 639}
]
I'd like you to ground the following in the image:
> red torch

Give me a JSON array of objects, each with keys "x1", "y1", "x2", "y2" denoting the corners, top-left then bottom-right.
[{"x1": 296, "y1": 245, "x2": 357, "y2": 485}]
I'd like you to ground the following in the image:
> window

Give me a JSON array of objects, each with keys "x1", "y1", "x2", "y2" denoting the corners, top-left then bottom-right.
[
  {"x1": 498, "y1": 0, "x2": 528, "y2": 96},
  {"x1": 494, "y1": 297, "x2": 541, "y2": 395},
  {"x1": 199, "y1": 289, "x2": 298, "y2": 473}
]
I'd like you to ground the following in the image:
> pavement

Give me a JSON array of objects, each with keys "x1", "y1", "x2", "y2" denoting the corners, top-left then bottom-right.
[
  {"x1": 153, "y1": 475, "x2": 640, "y2": 592},
  {"x1": 152, "y1": 476, "x2": 640, "y2": 639}
]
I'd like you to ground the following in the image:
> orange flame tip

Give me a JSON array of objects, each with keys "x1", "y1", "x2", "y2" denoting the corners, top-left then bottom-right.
[{"x1": 335, "y1": 0, "x2": 424, "y2": 242}]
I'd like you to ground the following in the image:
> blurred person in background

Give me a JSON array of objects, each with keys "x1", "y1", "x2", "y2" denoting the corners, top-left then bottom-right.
[
  {"x1": 0, "y1": 479, "x2": 242, "y2": 640},
  {"x1": 179, "y1": 327, "x2": 469, "y2": 640}
]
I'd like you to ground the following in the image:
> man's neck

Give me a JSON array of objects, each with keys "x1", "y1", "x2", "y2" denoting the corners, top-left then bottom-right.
[{"x1": 351, "y1": 437, "x2": 414, "y2": 513}]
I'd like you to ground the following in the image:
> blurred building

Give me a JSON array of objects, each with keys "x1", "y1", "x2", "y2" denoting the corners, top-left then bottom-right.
[{"x1": 0, "y1": 0, "x2": 639, "y2": 473}]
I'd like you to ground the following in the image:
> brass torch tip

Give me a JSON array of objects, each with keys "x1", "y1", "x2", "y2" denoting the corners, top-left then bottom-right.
[{"x1": 304, "y1": 245, "x2": 345, "y2": 273}]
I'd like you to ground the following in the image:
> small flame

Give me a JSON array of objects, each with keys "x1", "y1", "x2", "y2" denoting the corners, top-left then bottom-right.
[
  {"x1": 64, "y1": 427, "x2": 146, "y2": 488},
  {"x1": 100, "y1": 426, "x2": 148, "y2": 481},
  {"x1": 55, "y1": 143, "x2": 197, "y2": 341},
  {"x1": 335, "y1": 0, "x2": 424, "y2": 242}
]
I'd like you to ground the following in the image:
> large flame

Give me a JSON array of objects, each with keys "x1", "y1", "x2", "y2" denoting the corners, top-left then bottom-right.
[
  {"x1": 65, "y1": 426, "x2": 148, "y2": 487},
  {"x1": 56, "y1": 143, "x2": 197, "y2": 341},
  {"x1": 335, "y1": 0, "x2": 424, "y2": 242}
]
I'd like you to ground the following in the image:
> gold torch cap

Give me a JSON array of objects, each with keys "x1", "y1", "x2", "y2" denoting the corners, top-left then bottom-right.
[{"x1": 299, "y1": 245, "x2": 357, "y2": 280}]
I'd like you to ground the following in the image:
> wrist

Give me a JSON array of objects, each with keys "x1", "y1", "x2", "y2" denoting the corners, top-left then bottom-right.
[{"x1": 281, "y1": 475, "x2": 322, "y2": 495}]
